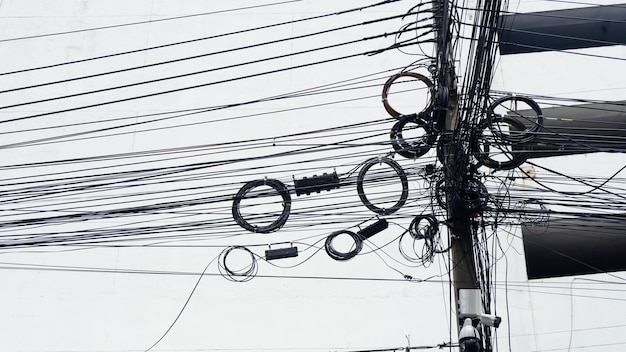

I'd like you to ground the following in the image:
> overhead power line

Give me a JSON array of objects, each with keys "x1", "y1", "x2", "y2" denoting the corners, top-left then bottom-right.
[
  {"x1": 0, "y1": 0, "x2": 305, "y2": 43},
  {"x1": 0, "y1": 0, "x2": 405, "y2": 76}
]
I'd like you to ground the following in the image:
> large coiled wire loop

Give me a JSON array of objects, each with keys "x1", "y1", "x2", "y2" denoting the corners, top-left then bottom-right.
[
  {"x1": 390, "y1": 114, "x2": 437, "y2": 159},
  {"x1": 473, "y1": 116, "x2": 528, "y2": 170},
  {"x1": 382, "y1": 71, "x2": 433, "y2": 118},
  {"x1": 435, "y1": 176, "x2": 489, "y2": 212},
  {"x1": 487, "y1": 96, "x2": 543, "y2": 143},
  {"x1": 232, "y1": 178, "x2": 291, "y2": 233},
  {"x1": 356, "y1": 157, "x2": 409, "y2": 215}
]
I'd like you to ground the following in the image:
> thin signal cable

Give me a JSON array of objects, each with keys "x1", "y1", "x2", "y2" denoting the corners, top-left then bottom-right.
[
  {"x1": 0, "y1": 187, "x2": 427, "y2": 243},
  {"x1": 501, "y1": 27, "x2": 626, "y2": 47},
  {"x1": 0, "y1": 24, "x2": 422, "y2": 111},
  {"x1": 0, "y1": 0, "x2": 405, "y2": 75},
  {"x1": 488, "y1": 92, "x2": 626, "y2": 108},
  {"x1": 2, "y1": 112, "x2": 389, "y2": 175},
  {"x1": 0, "y1": 144, "x2": 390, "y2": 214},
  {"x1": 522, "y1": 160, "x2": 626, "y2": 198},
  {"x1": 455, "y1": 5, "x2": 626, "y2": 24},
  {"x1": 497, "y1": 42, "x2": 626, "y2": 61},
  {"x1": 0, "y1": 138, "x2": 400, "y2": 213},
  {"x1": 539, "y1": 0, "x2": 626, "y2": 8},
  {"x1": 0, "y1": 34, "x2": 424, "y2": 125},
  {"x1": 1, "y1": 126, "x2": 390, "y2": 199},
  {"x1": 2, "y1": 80, "x2": 409, "y2": 150},
  {"x1": 0, "y1": 138, "x2": 396, "y2": 223},
  {"x1": 144, "y1": 252, "x2": 220, "y2": 352},
  {"x1": 0, "y1": 11, "x2": 432, "y2": 95},
  {"x1": 0, "y1": 0, "x2": 304, "y2": 43},
  {"x1": 0, "y1": 261, "x2": 452, "y2": 283},
  {"x1": 0, "y1": 115, "x2": 391, "y2": 171},
  {"x1": 0, "y1": 67, "x2": 401, "y2": 136},
  {"x1": 505, "y1": 230, "x2": 626, "y2": 283}
]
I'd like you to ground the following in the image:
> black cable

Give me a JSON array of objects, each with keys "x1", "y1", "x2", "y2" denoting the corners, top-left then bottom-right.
[
  {"x1": 472, "y1": 115, "x2": 528, "y2": 170},
  {"x1": 324, "y1": 230, "x2": 364, "y2": 261},
  {"x1": 1, "y1": 76, "x2": 398, "y2": 149},
  {"x1": 390, "y1": 114, "x2": 438, "y2": 159},
  {"x1": 486, "y1": 95, "x2": 543, "y2": 143},
  {"x1": 0, "y1": 0, "x2": 403, "y2": 76},
  {"x1": 0, "y1": 0, "x2": 304, "y2": 44},
  {"x1": 0, "y1": 25, "x2": 418, "y2": 111},
  {"x1": 381, "y1": 71, "x2": 434, "y2": 118},
  {"x1": 231, "y1": 178, "x2": 292, "y2": 233},
  {"x1": 356, "y1": 156, "x2": 409, "y2": 215},
  {"x1": 1, "y1": 10, "x2": 427, "y2": 95},
  {"x1": 144, "y1": 252, "x2": 221, "y2": 352},
  {"x1": 218, "y1": 246, "x2": 259, "y2": 282},
  {"x1": 1, "y1": 33, "x2": 423, "y2": 125},
  {"x1": 497, "y1": 41, "x2": 626, "y2": 61}
]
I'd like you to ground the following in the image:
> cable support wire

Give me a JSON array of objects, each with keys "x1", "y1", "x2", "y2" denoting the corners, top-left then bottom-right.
[
  {"x1": 0, "y1": 9, "x2": 433, "y2": 95},
  {"x1": 1, "y1": 72, "x2": 416, "y2": 150},
  {"x1": 7, "y1": 118, "x2": 392, "y2": 174},
  {"x1": 0, "y1": 154, "x2": 429, "y2": 235},
  {"x1": 0, "y1": 0, "x2": 406, "y2": 75},
  {"x1": 0, "y1": 25, "x2": 427, "y2": 113},
  {"x1": 0, "y1": 67, "x2": 401, "y2": 138},
  {"x1": 0, "y1": 32, "x2": 429, "y2": 125},
  {"x1": 0, "y1": 128, "x2": 397, "y2": 210},
  {"x1": 0, "y1": 0, "x2": 305, "y2": 44}
]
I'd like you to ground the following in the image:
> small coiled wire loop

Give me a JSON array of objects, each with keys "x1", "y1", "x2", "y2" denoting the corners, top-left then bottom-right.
[
  {"x1": 474, "y1": 116, "x2": 528, "y2": 170},
  {"x1": 356, "y1": 157, "x2": 409, "y2": 215},
  {"x1": 382, "y1": 71, "x2": 433, "y2": 118},
  {"x1": 232, "y1": 178, "x2": 291, "y2": 233},
  {"x1": 325, "y1": 230, "x2": 363, "y2": 261},
  {"x1": 409, "y1": 214, "x2": 438, "y2": 240},
  {"x1": 390, "y1": 115, "x2": 437, "y2": 159},
  {"x1": 219, "y1": 246, "x2": 258, "y2": 282},
  {"x1": 487, "y1": 96, "x2": 543, "y2": 143}
]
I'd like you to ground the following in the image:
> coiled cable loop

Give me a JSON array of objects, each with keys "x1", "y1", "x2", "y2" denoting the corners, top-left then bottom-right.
[
  {"x1": 390, "y1": 115, "x2": 437, "y2": 159},
  {"x1": 232, "y1": 178, "x2": 291, "y2": 233},
  {"x1": 487, "y1": 96, "x2": 543, "y2": 143},
  {"x1": 356, "y1": 157, "x2": 409, "y2": 215},
  {"x1": 409, "y1": 214, "x2": 438, "y2": 240},
  {"x1": 219, "y1": 246, "x2": 258, "y2": 282},
  {"x1": 382, "y1": 71, "x2": 434, "y2": 118},
  {"x1": 324, "y1": 230, "x2": 363, "y2": 261},
  {"x1": 473, "y1": 116, "x2": 528, "y2": 170}
]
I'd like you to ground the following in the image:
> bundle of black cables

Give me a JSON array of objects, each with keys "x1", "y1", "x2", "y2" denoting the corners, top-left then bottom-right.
[{"x1": 324, "y1": 230, "x2": 363, "y2": 261}]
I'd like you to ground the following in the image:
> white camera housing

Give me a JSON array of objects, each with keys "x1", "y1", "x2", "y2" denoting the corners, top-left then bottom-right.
[
  {"x1": 479, "y1": 314, "x2": 502, "y2": 328},
  {"x1": 458, "y1": 289, "x2": 502, "y2": 328}
]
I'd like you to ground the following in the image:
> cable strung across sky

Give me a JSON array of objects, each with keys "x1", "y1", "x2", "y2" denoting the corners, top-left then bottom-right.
[{"x1": 1, "y1": 1, "x2": 626, "y2": 351}]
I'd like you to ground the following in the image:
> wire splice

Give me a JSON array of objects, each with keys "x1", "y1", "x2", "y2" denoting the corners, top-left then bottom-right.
[{"x1": 294, "y1": 172, "x2": 340, "y2": 196}]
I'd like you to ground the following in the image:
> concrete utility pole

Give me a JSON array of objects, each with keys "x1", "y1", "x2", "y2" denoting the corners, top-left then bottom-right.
[{"x1": 432, "y1": 0, "x2": 482, "y2": 350}]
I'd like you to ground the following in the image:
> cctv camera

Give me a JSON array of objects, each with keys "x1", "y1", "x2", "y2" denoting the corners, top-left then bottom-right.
[
  {"x1": 459, "y1": 318, "x2": 483, "y2": 352},
  {"x1": 478, "y1": 314, "x2": 502, "y2": 328}
]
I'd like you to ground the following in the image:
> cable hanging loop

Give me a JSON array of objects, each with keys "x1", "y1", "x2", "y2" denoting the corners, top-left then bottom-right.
[
  {"x1": 356, "y1": 156, "x2": 409, "y2": 215},
  {"x1": 324, "y1": 230, "x2": 363, "y2": 261},
  {"x1": 473, "y1": 116, "x2": 528, "y2": 170},
  {"x1": 218, "y1": 246, "x2": 258, "y2": 282},
  {"x1": 381, "y1": 71, "x2": 434, "y2": 118},
  {"x1": 390, "y1": 114, "x2": 438, "y2": 159},
  {"x1": 231, "y1": 178, "x2": 291, "y2": 233},
  {"x1": 486, "y1": 95, "x2": 543, "y2": 143}
]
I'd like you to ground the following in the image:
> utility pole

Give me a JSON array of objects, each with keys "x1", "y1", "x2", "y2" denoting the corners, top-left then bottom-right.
[{"x1": 432, "y1": 0, "x2": 483, "y2": 350}]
